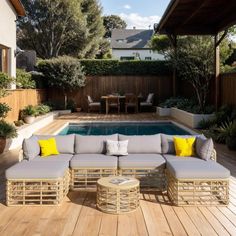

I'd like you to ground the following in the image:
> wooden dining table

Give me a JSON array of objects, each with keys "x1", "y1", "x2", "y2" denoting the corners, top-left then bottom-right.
[
  {"x1": 101, "y1": 95, "x2": 143, "y2": 114},
  {"x1": 101, "y1": 96, "x2": 124, "y2": 114}
]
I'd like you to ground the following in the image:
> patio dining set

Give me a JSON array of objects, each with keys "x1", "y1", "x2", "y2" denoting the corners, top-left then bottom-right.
[{"x1": 87, "y1": 93, "x2": 154, "y2": 114}]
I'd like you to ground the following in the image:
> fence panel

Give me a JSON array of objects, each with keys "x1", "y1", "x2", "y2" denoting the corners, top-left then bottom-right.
[
  {"x1": 0, "y1": 89, "x2": 47, "y2": 122},
  {"x1": 220, "y1": 73, "x2": 236, "y2": 106}
]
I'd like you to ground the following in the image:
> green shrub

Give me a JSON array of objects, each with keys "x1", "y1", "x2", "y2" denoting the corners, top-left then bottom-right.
[
  {"x1": 16, "y1": 69, "x2": 36, "y2": 89},
  {"x1": 0, "y1": 72, "x2": 13, "y2": 98},
  {"x1": 44, "y1": 100, "x2": 65, "y2": 110},
  {"x1": 216, "y1": 120, "x2": 236, "y2": 144},
  {"x1": 66, "y1": 99, "x2": 76, "y2": 112},
  {"x1": 79, "y1": 59, "x2": 171, "y2": 76},
  {"x1": 159, "y1": 97, "x2": 184, "y2": 108},
  {"x1": 21, "y1": 105, "x2": 38, "y2": 117},
  {"x1": 159, "y1": 97, "x2": 214, "y2": 114},
  {"x1": 36, "y1": 104, "x2": 51, "y2": 115},
  {"x1": 198, "y1": 118, "x2": 216, "y2": 129},
  {"x1": 0, "y1": 103, "x2": 11, "y2": 119},
  {"x1": 0, "y1": 120, "x2": 17, "y2": 138},
  {"x1": 14, "y1": 120, "x2": 24, "y2": 127},
  {"x1": 37, "y1": 56, "x2": 86, "y2": 109}
]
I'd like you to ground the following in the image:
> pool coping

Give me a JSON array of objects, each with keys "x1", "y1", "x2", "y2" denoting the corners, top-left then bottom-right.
[{"x1": 53, "y1": 120, "x2": 198, "y2": 135}]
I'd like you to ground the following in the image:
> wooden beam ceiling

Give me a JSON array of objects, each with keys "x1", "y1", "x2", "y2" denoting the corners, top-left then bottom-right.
[{"x1": 157, "y1": 0, "x2": 236, "y2": 35}]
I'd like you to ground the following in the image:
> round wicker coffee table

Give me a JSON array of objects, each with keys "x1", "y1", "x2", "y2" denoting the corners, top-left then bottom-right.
[{"x1": 97, "y1": 177, "x2": 140, "y2": 214}]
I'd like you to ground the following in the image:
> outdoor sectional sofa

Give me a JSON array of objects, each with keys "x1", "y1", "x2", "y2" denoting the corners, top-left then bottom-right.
[{"x1": 5, "y1": 133, "x2": 230, "y2": 206}]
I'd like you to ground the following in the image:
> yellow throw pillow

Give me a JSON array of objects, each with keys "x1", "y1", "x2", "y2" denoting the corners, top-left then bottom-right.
[
  {"x1": 38, "y1": 138, "x2": 59, "y2": 157},
  {"x1": 173, "y1": 137, "x2": 196, "y2": 157}
]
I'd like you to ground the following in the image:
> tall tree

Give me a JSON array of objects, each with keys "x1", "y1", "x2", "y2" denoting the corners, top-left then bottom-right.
[
  {"x1": 78, "y1": 0, "x2": 105, "y2": 58},
  {"x1": 17, "y1": 0, "x2": 105, "y2": 59},
  {"x1": 103, "y1": 15, "x2": 127, "y2": 38},
  {"x1": 17, "y1": 0, "x2": 87, "y2": 59},
  {"x1": 151, "y1": 35, "x2": 233, "y2": 112}
]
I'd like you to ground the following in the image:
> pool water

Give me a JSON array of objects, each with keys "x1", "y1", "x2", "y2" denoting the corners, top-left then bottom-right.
[{"x1": 59, "y1": 122, "x2": 190, "y2": 136}]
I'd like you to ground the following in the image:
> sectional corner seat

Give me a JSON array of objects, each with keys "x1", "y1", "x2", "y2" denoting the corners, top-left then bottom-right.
[{"x1": 5, "y1": 133, "x2": 230, "y2": 206}]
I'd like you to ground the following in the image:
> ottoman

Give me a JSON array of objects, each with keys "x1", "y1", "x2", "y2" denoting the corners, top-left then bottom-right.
[
  {"x1": 166, "y1": 159, "x2": 230, "y2": 206},
  {"x1": 5, "y1": 161, "x2": 70, "y2": 206}
]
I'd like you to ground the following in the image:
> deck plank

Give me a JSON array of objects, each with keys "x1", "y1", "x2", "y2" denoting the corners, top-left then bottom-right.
[{"x1": 72, "y1": 192, "x2": 103, "y2": 236}]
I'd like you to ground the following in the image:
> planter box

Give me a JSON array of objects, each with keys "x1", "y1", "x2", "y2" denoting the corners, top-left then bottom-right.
[
  {"x1": 4, "y1": 110, "x2": 71, "y2": 152},
  {"x1": 171, "y1": 108, "x2": 214, "y2": 129},
  {"x1": 156, "y1": 107, "x2": 171, "y2": 116}
]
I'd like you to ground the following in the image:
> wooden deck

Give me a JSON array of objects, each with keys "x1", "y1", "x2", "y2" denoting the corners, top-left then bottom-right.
[{"x1": 0, "y1": 113, "x2": 236, "y2": 236}]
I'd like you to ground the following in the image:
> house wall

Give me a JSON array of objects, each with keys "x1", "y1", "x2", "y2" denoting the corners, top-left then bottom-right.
[
  {"x1": 112, "y1": 49, "x2": 164, "y2": 60},
  {"x1": 0, "y1": 0, "x2": 17, "y2": 81}
]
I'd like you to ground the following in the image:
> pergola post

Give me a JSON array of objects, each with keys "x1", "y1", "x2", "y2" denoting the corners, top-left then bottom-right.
[
  {"x1": 214, "y1": 30, "x2": 228, "y2": 110},
  {"x1": 214, "y1": 34, "x2": 220, "y2": 110}
]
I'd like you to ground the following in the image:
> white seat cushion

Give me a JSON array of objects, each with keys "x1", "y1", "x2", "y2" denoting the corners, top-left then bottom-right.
[
  {"x1": 6, "y1": 161, "x2": 68, "y2": 179},
  {"x1": 119, "y1": 154, "x2": 166, "y2": 169},
  {"x1": 70, "y1": 154, "x2": 118, "y2": 168}
]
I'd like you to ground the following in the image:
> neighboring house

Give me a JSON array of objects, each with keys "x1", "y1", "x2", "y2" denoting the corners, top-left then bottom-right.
[
  {"x1": 111, "y1": 29, "x2": 164, "y2": 61},
  {"x1": 0, "y1": 0, "x2": 25, "y2": 82}
]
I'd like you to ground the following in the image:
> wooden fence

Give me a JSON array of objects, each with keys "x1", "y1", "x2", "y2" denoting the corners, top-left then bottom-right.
[
  {"x1": 0, "y1": 89, "x2": 47, "y2": 122},
  {"x1": 1, "y1": 73, "x2": 235, "y2": 123},
  {"x1": 220, "y1": 73, "x2": 236, "y2": 106},
  {"x1": 48, "y1": 75, "x2": 173, "y2": 111}
]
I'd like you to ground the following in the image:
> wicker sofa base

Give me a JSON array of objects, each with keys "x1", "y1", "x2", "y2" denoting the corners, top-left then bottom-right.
[
  {"x1": 119, "y1": 167, "x2": 166, "y2": 191},
  {"x1": 167, "y1": 170, "x2": 229, "y2": 206},
  {"x1": 70, "y1": 168, "x2": 117, "y2": 190},
  {"x1": 6, "y1": 170, "x2": 70, "y2": 206}
]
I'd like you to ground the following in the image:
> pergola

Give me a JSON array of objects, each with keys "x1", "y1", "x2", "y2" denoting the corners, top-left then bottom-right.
[{"x1": 156, "y1": 0, "x2": 236, "y2": 108}]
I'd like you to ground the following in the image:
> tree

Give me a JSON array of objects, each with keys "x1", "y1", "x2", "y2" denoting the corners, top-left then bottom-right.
[
  {"x1": 37, "y1": 56, "x2": 86, "y2": 108},
  {"x1": 103, "y1": 15, "x2": 127, "y2": 38},
  {"x1": 151, "y1": 34, "x2": 233, "y2": 112},
  {"x1": 17, "y1": 1, "x2": 113, "y2": 59},
  {"x1": 78, "y1": 0, "x2": 105, "y2": 58},
  {"x1": 18, "y1": 0, "x2": 87, "y2": 59}
]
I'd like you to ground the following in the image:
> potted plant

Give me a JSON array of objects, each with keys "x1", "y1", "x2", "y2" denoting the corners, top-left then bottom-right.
[
  {"x1": 21, "y1": 105, "x2": 38, "y2": 124},
  {"x1": 0, "y1": 120, "x2": 17, "y2": 153},
  {"x1": 0, "y1": 103, "x2": 11, "y2": 119}
]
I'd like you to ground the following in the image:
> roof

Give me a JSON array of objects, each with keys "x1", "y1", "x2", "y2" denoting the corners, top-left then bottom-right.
[
  {"x1": 157, "y1": 0, "x2": 236, "y2": 35},
  {"x1": 111, "y1": 29, "x2": 153, "y2": 49},
  {"x1": 9, "y1": 0, "x2": 26, "y2": 16}
]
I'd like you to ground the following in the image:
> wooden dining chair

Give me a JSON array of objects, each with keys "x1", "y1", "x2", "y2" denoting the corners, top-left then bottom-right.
[
  {"x1": 125, "y1": 94, "x2": 138, "y2": 113},
  {"x1": 107, "y1": 96, "x2": 120, "y2": 113}
]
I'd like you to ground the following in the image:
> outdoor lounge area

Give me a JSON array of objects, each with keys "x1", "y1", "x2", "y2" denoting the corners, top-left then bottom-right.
[
  {"x1": 0, "y1": 113, "x2": 236, "y2": 235},
  {"x1": 1, "y1": 0, "x2": 236, "y2": 235}
]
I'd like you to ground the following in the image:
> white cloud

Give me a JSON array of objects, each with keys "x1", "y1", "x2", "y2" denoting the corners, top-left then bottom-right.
[
  {"x1": 123, "y1": 4, "x2": 131, "y2": 9},
  {"x1": 119, "y1": 13, "x2": 161, "y2": 29}
]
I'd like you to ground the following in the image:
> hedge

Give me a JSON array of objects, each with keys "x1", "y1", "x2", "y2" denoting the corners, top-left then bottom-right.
[
  {"x1": 80, "y1": 59, "x2": 171, "y2": 76},
  {"x1": 37, "y1": 59, "x2": 171, "y2": 77}
]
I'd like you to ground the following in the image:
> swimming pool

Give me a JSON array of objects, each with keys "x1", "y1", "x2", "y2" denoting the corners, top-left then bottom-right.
[{"x1": 59, "y1": 122, "x2": 192, "y2": 136}]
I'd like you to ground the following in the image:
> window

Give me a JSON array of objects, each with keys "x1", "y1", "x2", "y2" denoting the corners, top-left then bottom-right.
[
  {"x1": 120, "y1": 56, "x2": 135, "y2": 61},
  {"x1": 145, "y1": 57, "x2": 152, "y2": 60},
  {"x1": 0, "y1": 45, "x2": 9, "y2": 74}
]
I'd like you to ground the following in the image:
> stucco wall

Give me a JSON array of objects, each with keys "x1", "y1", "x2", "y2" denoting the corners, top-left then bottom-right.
[
  {"x1": 112, "y1": 49, "x2": 164, "y2": 60},
  {"x1": 0, "y1": 0, "x2": 17, "y2": 79}
]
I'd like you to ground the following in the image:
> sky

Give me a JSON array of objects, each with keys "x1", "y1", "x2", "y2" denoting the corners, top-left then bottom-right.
[{"x1": 100, "y1": 0, "x2": 171, "y2": 29}]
